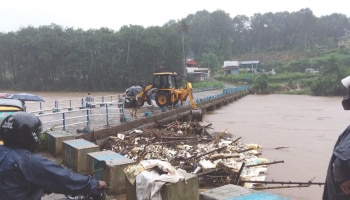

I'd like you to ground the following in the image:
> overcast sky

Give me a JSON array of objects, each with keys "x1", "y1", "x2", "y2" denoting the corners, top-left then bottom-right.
[{"x1": 1, "y1": 0, "x2": 349, "y2": 33}]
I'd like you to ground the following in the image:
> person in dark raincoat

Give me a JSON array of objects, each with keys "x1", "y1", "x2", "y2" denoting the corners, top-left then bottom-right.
[
  {"x1": 126, "y1": 86, "x2": 142, "y2": 117},
  {"x1": 323, "y1": 125, "x2": 350, "y2": 199},
  {"x1": 0, "y1": 112, "x2": 107, "y2": 200},
  {"x1": 323, "y1": 76, "x2": 350, "y2": 199}
]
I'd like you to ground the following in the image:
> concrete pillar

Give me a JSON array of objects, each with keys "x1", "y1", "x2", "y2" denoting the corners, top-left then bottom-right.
[
  {"x1": 47, "y1": 130, "x2": 75, "y2": 157},
  {"x1": 126, "y1": 169, "x2": 199, "y2": 200},
  {"x1": 62, "y1": 139, "x2": 100, "y2": 173},
  {"x1": 161, "y1": 171, "x2": 199, "y2": 200},
  {"x1": 86, "y1": 150, "x2": 135, "y2": 195}
]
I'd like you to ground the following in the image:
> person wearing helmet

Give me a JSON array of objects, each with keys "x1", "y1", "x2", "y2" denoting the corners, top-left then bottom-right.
[
  {"x1": 0, "y1": 112, "x2": 106, "y2": 200},
  {"x1": 323, "y1": 76, "x2": 350, "y2": 200}
]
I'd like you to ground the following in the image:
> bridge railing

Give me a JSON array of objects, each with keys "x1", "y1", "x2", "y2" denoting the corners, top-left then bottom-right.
[
  {"x1": 183, "y1": 86, "x2": 250, "y2": 106},
  {"x1": 30, "y1": 100, "x2": 124, "y2": 133},
  {"x1": 27, "y1": 95, "x2": 121, "y2": 114}
]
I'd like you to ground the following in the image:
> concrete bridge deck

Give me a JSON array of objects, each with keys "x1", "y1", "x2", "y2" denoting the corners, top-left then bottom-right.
[{"x1": 77, "y1": 88, "x2": 250, "y2": 143}]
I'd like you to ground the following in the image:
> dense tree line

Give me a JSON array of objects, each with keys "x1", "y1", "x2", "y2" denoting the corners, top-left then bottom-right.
[
  {"x1": 0, "y1": 24, "x2": 183, "y2": 91},
  {"x1": 0, "y1": 8, "x2": 349, "y2": 91}
]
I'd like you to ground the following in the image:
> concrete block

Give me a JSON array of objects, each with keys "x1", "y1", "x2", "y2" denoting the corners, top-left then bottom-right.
[
  {"x1": 47, "y1": 130, "x2": 75, "y2": 157},
  {"x1": 126, "y1": 169, "x2": 199, "y2": 200},
  {"x1": 200, "y1": 184, "x2": 291, "y2": 200},
  {"x1": 62, "y1": 139, "x2": 100, "y2": 173},
  {"x1": 144, "y1": 110, "x2": 152, "y2": 117},
  {"x1": 86, "y1": 150, "x2": 135, "y2": 195},
  {"x1": 124, "y1": 117, "x2": 131, "y2": 122},
  {"x1": 161, "y1": 171, "x2": 199, "y2": 200}
]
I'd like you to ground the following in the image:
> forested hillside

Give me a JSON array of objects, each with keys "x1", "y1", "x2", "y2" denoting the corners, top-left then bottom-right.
[{"x1": 0, "y1": 8, "x2": 349, "y2": 92}]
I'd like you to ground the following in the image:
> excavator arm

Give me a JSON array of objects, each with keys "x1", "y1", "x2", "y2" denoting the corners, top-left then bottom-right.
[
  {"x1": 184, "y1": 82, "x2": 202, "y2": 121},
  {"x1": 185, "y1": 82, "x2": 197, "y2": 109}
]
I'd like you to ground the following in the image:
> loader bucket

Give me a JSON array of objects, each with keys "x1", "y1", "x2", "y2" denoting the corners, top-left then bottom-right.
[{"x1": 190, "y1": 109, "x2": 203, "y2": 121}]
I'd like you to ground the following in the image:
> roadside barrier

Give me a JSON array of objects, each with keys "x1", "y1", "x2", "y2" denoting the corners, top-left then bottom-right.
[
  {"x1": 34, "y1": 109, "x2": 90, "y2": 132},
  {"x1": 186, "y1": 86, "x2": 249, "y2": 105},
  {"x1": 30, "y1": 99, "x2": 124, "y2": 133},
  {"x1": 29, "y1": 95, "x2": 120, "y2": 114}
]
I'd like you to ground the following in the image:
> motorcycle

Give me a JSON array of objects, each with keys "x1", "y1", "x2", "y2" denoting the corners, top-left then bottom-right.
[{"x1": 65, "y1": 161, "x2": 110, "y2": 200}]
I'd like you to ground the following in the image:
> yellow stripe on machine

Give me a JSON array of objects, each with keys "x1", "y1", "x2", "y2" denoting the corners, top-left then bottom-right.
[{"x1": 0, "y1": 106, "x2": 22, "y2": 111}]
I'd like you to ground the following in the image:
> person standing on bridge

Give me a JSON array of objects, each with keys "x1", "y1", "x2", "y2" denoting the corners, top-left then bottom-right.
[
  {"x1": 126, "y1": 86, "x2": 141, "y2": 117},
  {"x1": 147, "y1": 87, "x2": 158, "y2": 111},
  {"x1": 85, "y1": 92, "x2": 94, "y2": 113},
  {"x1": 0, "y1": 112, "x2": 107, "y2": 199}
]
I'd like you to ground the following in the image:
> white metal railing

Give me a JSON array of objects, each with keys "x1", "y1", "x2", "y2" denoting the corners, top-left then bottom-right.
[
  {"x1": 31, "y1": 101, "x2": 124, "y2": 133},
  {"x1": 27, "y1": 95, "x2": 122, "y2": 114}
]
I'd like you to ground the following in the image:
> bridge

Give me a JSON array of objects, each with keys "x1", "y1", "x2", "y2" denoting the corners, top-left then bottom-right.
[
  {"x1": 76, "y1": 86, "x2": 250, "y2": 143},
  {"x1": 24, "y1": 86, "x2": 250, "y2": 142}
]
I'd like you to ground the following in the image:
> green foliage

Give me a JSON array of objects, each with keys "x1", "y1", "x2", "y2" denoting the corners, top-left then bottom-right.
[
  {"x1": 211, "y1": 49, "x2": 350, "y2": 96},
  {"x1": 37, "y1": 130, "x2": 49, "y2": 152},
  {"x1": 200, "y1": 52, "x2": 220, "y2": 70},
  {"x1": 310, "y1": 57, "x2": 346, "y2": 96},
  {"x1": 243, "y1": 49, "x2": 350, "y2": 96},
  {"x1": 215, "y1": 72, "x2": 320, "y2": 94},
  {"x1": 268, "y1": 83, "x2": 285, "y2": 93},
  {"x1": 251, "y1": 74, "x2": 269, "y2": 93},
  {"x1": 214, "y1": 73, "x2": 251, "y2": 85},
  {"x1": 0, "y1": 25, "x2": 183, "y2": 91},
  {"x1": 192, "y1": 81, "x2": 223, "y2": 88}
]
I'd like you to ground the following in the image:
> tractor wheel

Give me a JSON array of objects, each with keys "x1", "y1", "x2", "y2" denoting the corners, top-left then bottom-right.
[{"x1": 156, "y1": 92, "x2": 169, "y2": 107}]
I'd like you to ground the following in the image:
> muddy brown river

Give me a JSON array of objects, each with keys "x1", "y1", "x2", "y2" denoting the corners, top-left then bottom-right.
[
  {"x1": 204, "y1": 94, "x2": 349, "y2": 200},
  {"x1": 5, "y1": 91, "x2": 347, "y2": 199}
]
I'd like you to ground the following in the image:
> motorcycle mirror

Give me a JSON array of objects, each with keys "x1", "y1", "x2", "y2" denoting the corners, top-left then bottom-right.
[
  {"x1": 342, "y1": 76, "x2": 350, "y2": 88},
  {"x1": 341, "y1": 76, "x2": 350, "y2": 97}
]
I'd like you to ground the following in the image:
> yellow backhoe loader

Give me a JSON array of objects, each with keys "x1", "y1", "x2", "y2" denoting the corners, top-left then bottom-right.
[{"x1": 137, "y1": 72, "x2": 202, "y2": 121}]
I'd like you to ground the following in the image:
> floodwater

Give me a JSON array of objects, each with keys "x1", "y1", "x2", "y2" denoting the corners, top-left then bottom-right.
[
  {"x1": 203, "y1": 94, "x2": 349, "y2": 200},
  {"x1": 5, "y1": 91, "x2": 347, "y2": 199}
]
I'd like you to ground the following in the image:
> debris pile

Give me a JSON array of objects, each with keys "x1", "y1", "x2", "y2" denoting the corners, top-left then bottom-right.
[{"x1": 101, "y1": 120, "x2": 279, "y2": 188}]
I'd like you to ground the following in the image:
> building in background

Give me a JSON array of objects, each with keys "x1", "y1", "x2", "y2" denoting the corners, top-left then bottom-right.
[
  {"x1": 222, "y1": 60, "x2": 262, "y2": 74},
  {"x1": 185, "y1": 59, "x2": 210, "y2": 81},
  {"x1": 222, "y1": 61, "x2": 240, "y2": 75}
]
